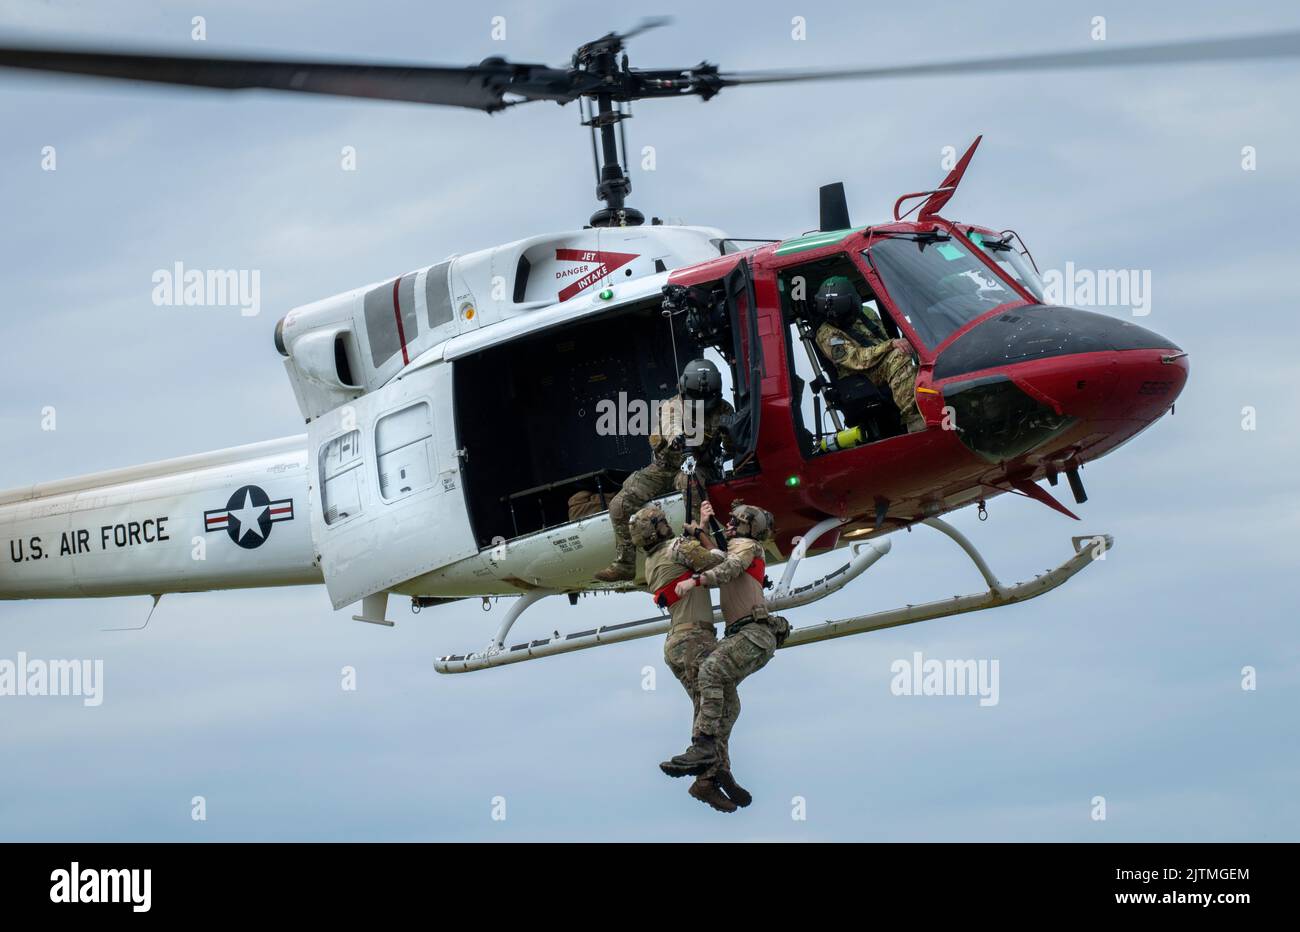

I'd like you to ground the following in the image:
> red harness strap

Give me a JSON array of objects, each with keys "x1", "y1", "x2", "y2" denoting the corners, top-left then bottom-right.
[
  {"x1": 656, "y1": 558, "x2": 766, "y2": 609},
  {"x1": 654, "y1": 570, "x2": 694, "y2": 609}
]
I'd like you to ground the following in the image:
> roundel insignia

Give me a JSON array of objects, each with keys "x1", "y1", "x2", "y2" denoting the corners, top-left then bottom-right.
[{"x1": 203, "y1": 485, "x2": 295, "y2": 549}]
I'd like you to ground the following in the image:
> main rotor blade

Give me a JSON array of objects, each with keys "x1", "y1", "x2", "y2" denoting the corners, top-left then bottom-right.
[
  {"x1": 715, "y1": 29, "x2": 1300, "y2": 88},
  {"x1": 0, "y1": 46, "x2": 580, "y2": 110},
  {"x1": 620, "y1": 16, "x2": 674, "y2": 42}
]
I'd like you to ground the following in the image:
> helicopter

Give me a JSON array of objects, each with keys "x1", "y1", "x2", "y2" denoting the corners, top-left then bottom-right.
[{"x1": 1, "y1": 21, "x2": 1292, "y2": 673}]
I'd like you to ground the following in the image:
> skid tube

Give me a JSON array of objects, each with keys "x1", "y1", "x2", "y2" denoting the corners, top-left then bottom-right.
[{"x1": 433, "y1": 520, "x2": 1112, "y2": 674}]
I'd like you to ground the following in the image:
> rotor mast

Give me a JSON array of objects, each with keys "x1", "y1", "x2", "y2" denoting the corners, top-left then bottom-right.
[{"x1": 575, "y1": 34, "x2": 644, "y2": 227}]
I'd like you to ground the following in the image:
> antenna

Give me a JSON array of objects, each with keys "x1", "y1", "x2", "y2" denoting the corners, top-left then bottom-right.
[{"x1": 819, "y1": 182, "x2": 851, "y2": 231}]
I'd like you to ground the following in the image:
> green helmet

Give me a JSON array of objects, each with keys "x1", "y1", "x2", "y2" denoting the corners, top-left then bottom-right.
[
  {"x1": 814, "y1": 275, "x2": 860, "y2": 326},
  {"x1": 629, "y1": 504, "x2": 674, "y2": 550},
  {"x1": 818, "y1": 275, "x2": 856, "y2": 294}
]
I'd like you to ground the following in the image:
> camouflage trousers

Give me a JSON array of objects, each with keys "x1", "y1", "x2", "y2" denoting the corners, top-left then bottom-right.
[
  {"x1": 871, "y1": 350, "x2": 923, "y2": 431},
  {"x1": 664, "y1": 626, "x2": 737, "y2": 777},
  {"x1": 608, "y1": 461, "x2": 717, "y2": 566},
  {"x1": 695, "y1": 616, "x2": 786, "y2": 742}
]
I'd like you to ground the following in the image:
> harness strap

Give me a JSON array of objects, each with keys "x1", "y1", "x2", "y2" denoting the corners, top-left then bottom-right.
[{"x1": 653, "y1": 570, "x2": 695, "y2": 609}]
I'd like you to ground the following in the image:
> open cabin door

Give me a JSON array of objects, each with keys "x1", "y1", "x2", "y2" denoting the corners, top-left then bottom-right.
[
  {"x1": 725, "y1": 258, "x2": 764, "y2": 471},
  {"x1": 307, "y1": 361, "x2": 475, "y2": 609}
]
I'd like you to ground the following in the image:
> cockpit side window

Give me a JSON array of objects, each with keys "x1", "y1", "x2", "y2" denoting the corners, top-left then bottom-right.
[{"x1": 966, "y1": 229, "x2": 1047, "y2": 303}]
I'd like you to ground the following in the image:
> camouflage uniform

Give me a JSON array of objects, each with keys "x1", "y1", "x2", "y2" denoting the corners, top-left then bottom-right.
[
  {"x1": 815, "y1": 314, "x2": 923, "y2": 432},
  {"x1": 643, "y1": 535, "x2": 735, "y2": 777},
  {"x1": 605, "y1": 394, "x2": 735, "y2": 571},
  {"x1": 693, "y1": 535, "x2": 790, "y2": 747}
]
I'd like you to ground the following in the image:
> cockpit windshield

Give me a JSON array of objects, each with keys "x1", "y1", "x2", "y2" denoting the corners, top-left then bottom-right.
[
  {"x1": 966, "y1": 230, "x2": 1047, "y2": 303},
  {"x1": 864, "y1": 235, "x2": 1020, "y2": 348}
]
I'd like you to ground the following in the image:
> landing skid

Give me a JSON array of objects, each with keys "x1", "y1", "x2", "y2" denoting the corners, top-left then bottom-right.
[{"x1": 433, "y1": 519, "x2": 1112, "y2": 674}]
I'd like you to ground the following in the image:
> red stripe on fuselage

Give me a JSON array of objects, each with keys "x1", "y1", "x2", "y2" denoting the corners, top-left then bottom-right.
[{"x1": 392, "y1": 278, "x2": 410, "y2": 366}]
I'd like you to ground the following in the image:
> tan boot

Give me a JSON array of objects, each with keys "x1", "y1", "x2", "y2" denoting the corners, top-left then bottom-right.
[
  {"x1": 594, "y1": 561, "x2": 635, "y2": 583},
  {"x1": 689, "y1": 777, "x2": 738, "y2": 813},
  {"x1": 595, "y1": 542, "x2": 636, "y2": 582}
]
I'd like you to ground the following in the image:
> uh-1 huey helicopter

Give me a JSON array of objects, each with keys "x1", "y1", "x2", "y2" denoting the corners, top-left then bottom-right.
[{"x1": 1, "y1": 20, "x2": 1294, "y2": 672}]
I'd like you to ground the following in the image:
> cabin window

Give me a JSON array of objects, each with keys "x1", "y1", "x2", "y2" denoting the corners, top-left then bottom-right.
[
  {"x1": 364, "y1": 274, "x2": 418, "y2": 368},
  {"x1": 320, "y1": 430, "x2": 365, "y2": 525},
  {"x1": 375, "y1": 402, "x2": 436, "y2": 501},
  {"x1": 425, "y1": 261, "x2": 454, "y2": 329}
]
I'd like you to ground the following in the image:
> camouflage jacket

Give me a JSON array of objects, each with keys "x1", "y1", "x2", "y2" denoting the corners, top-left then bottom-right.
[
  {"x1": 815, "y1": 317, "x2": 897, "y2": 379},
  {"x1": 644, "y1": 536, "x2": 723, "y2": 634},
  {"x1": 697, "y1": 536, "x2": 767, "y2": 625},
  {"x1": 649, "y1": 394, "x2": 735, "y2": 470}
]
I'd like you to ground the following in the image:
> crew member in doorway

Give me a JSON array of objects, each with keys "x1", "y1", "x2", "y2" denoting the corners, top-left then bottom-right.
[
  {"x1": 663, "y1": 500, "x2": 790, "y2": 809},
  {"x1": 594, "y1": 358, "x2": 734, "y2": 583},
  {"x1": 813, "y1": 276, "x2": 924, "y2": 433}
]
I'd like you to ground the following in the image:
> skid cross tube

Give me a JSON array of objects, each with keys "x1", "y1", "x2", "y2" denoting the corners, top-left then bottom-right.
[
  {"x1": 921, "y1": 517, "x2": 1007, "y2": 596},
  {"x1": 772, "y1": 516, "x2": 847, "y2": 600}
]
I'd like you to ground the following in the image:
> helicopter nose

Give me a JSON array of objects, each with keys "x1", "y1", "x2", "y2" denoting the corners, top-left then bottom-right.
[
  {"x1": 934, "y1": 305, "x2": 1187, "y2": 463},
  {"x1": 932, "y1": 305, "x2": 1181, "y2": 380}
]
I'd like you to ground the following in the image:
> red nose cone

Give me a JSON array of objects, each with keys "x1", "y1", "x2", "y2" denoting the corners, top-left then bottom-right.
[
  {"x1": 1012, "y1": 347, "x2": 1188, "y2": 426},
  {"x1": 933, "y1": 307, "x2": 1187, "y2": 466}
]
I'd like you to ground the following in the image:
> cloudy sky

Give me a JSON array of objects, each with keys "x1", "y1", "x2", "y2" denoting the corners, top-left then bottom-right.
[{"x1": 1, "y1": 0, "x2": 1297, "y2": 841}]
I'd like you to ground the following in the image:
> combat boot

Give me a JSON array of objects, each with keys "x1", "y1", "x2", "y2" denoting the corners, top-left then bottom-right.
[
  {"x1": 689, "y1": 777, "x2": 738, "y2": 813},
  {"x1": 594, "y1": 544, "x2": 636, "y2": 582},
  {"x1": 715, "y1": 770, "x2": 753, "y2": 808},
  {"x1": 593, "y1": 561, "x2": 635, "y2": 583},
  {"x1": 658, "y1": 735, "x2": 717, "y2": 777}
]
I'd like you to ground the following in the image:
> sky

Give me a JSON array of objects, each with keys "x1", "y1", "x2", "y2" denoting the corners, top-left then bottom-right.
[{"x1": 1, "y1": 0, "x2": 1298, "y2": 841}]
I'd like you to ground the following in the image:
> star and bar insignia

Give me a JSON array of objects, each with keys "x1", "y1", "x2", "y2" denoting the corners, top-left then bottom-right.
[{"x1": 204, "y1": 485, "x2": 294, "y2": 550}]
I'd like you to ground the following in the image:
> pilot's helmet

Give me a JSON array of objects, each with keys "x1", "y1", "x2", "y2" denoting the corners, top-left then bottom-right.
[{"x1": 814, "y1": 276, "x2": 860, "y2": 326}]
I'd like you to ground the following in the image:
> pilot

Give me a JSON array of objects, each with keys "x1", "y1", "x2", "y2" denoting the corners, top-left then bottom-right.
[
  {"x1": 594, "y1": 358, "x2": 734, "y2": 583},
  {"x1": 629, "y1": 503, "x2": 741, "y2": 814},
  {"x1": 664, "y1": 500, "x2": 789, "y2": 808},
  {"x1": 812, "y1": 276, "x2": 925, "y2": 433}
]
